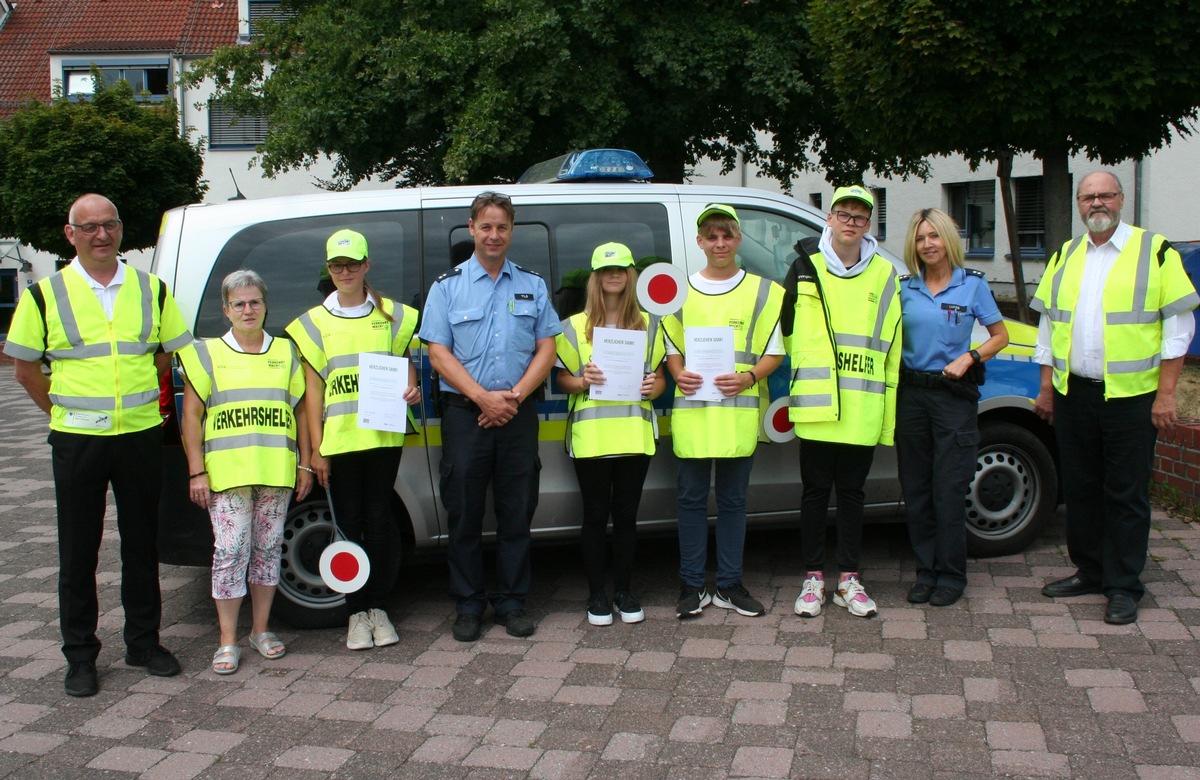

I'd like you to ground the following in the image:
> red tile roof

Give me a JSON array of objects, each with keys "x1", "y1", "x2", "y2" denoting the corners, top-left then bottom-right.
[{"x1": 0, "y1": 0, "x2": 239, "y2": 119}]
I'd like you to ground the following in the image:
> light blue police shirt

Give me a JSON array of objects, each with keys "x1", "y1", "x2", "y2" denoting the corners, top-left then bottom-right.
[
  {"x1": 419, "y1": 255, "x2": 562, "y2": 393},
  {"x1": 900, "y1": 266, "x2": 1002, "y2": 372}
]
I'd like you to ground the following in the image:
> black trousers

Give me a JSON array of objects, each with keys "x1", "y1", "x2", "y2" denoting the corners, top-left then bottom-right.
[
  {"x1": 1054, "y1": 377, "x2": 1158, "y2": 599},
  {"x1": 799, "y1": 438, "x2": 876, "y2": 573},
  {"x1": 572, "y1": 454, "x2": 651, "y2": 594},
  {"x1": 50, "y1": 426, "x2": 163, "y2": 664},
  {"x1": 896, "y1": 384, "x2": 979, "y2": 591},
  {"x1": 439, "y1": 397, "x2": 540, "y2": 616},
  {"x1": 327, "y1": 446, "x2": 404, "y2": 614}
]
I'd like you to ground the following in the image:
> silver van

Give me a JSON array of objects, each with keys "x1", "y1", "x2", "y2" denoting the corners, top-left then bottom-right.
[{"x1": 152, "y1": 152, "x2": 1058, "y2": 627}]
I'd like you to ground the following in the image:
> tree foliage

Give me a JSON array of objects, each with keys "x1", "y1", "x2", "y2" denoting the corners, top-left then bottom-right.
[
  {"x1": 810, "y1": 0, "x2": 1200, "y2": 253},
  {"x1": 185, "y1": 0, "x2": 921, "y2": 189},
  {"x1": 0, "y1": 73, "x2": 208, "y2": 259}
]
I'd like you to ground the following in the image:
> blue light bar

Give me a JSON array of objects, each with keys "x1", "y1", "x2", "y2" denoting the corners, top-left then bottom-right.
[{"x1": 517, "y1": 149, "x2": 654, "y2": 183}]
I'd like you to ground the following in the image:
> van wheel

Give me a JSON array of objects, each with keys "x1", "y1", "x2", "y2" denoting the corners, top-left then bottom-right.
[
  {"x1": 274, "y1": 498, "x2": 348, "y2": 629},
  {"x1": 966, "y1": 420, "x2": 1057, "y2": 557}
]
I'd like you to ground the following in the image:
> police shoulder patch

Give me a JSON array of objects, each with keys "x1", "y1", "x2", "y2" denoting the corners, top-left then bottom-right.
[
  {"x1": 898, "y1": 273, "x2": 914, "y2": 282},
  {"x1": 433, "y1": 268, "x2": 463, "y2": 283},
  {"x1": 510, "y1": 262, "x2": 543, "y2": 278},
  {"x1": 965, "y1": 268, "x2": 986, "y2": 278}
]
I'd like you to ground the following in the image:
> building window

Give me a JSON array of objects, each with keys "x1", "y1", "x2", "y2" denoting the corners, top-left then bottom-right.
[
  {"x1": 947, "y1": 180, "x2": 995, "y2": 255},
  {"x1": 209, "y1": 100, "x2": 268, "y2": 148},
  {"x1": 809, "y1": 193, "x2": 822, "y2": 210},
  {"x1": 1013, "y1": 176, "x2": 1045, "y2": 253},
  {"x1": 249, "y1": 0, "x2": 291, "y2": 37},
  {"x1": 63, "y1": 58, "x2": 170, "y2": 102},
  {"x1": 871, "y1": 187, "x2": 887, "y2": 240}
]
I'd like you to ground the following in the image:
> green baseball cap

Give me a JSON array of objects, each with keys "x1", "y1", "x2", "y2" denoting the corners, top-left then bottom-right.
[
  {"x1": 590, "y1": 242, "x2": 635, "y2": 270},
  {"x1": 326, "y1": 229, "x2": 368, "y2": 262},
  {"x1": 831, "y1": 185, "x2": 874, "y2": 211},
  {"x1": 697, "y1": 203, "x2": 740, "y2": 228}
]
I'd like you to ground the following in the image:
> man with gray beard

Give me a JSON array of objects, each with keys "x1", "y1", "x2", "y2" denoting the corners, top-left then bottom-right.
[{"x1": 1032, "y1": 170, "x2": 1198, "y2": 625}]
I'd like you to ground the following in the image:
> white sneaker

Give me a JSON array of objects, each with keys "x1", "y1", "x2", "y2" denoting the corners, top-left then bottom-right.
[
  {"x1": 794, "y1": 574, "x2": 826, "y2": 617},
  {"x1": 368, "y1": 608, "x2": 399, "y2": 647},
  {"x1": 347, "y1": 611, "x2": 374, "y2": 650},
  {"x1": 833, "y1": 575, "x2": 878, "y2": 618}
]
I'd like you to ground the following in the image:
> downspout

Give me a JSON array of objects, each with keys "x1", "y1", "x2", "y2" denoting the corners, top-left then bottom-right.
[{"x1": 1134, "y1": 157, "x2": 1143, "y2": 226}]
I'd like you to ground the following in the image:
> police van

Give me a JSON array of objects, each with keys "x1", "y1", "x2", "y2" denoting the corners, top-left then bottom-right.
[{"x1": 151, "y1": 150, "x2": 1058, "y2": 627}]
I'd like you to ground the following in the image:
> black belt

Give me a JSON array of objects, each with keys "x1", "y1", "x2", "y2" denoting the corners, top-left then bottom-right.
[
  {"x1": 440, "y1": 392, "x2": 482, "y2": 413},
  {"x1": 1068, "y1": 373, "x2": 1105, "y2": 387},
  {"x1": 900, "y1": 368, "x2": 945, "y2": 388}
]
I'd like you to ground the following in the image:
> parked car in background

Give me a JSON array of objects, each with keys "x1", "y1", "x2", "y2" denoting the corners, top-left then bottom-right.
[{"x1": 151, "y1": 150, "x2": 1059, "y2": 628}]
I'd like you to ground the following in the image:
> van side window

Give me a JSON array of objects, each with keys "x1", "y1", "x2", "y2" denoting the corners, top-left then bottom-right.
[
  {"x1": 733, "y1": 208, "x2": 823, "y2": 283},
  {"x1": 423, "y1": 202, "x2": 671, "y2": 316},
  {"x1": 195, "y1": 212, "x2": 421, "y2": 337}
]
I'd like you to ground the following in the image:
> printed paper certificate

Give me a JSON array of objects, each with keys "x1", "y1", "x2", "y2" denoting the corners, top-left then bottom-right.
[
  {"x1": 685, "y1": 326, "x2": 735, "y2": 402},
  {"x1": 357, "y1": 353, "x2": 409, "y2": 433},
  {"x1": 589, "y1": 327, "x2": 647, "y2": 402}
]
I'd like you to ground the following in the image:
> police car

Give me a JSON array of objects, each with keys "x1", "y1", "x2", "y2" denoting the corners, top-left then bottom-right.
[{"x1": 152, "y1": 150, "x2": 1058, "y2": 627}]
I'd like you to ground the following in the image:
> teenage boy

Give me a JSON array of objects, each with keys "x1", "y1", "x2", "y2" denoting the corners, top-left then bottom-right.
[
  {"x1": 784, "y1": 186, "x2": 901, "y2": 619},
  {"x1": 663, "y1": 204, "x2": 785, "y2": 618}
]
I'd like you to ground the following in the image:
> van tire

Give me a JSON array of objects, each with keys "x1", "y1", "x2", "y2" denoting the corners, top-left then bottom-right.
[
  {"x1": 965, "y1": 420, "x2": 1057, "y2": 558},
  {"x1": 273, "y1": 497, "x2": 348, "y2": 629}
]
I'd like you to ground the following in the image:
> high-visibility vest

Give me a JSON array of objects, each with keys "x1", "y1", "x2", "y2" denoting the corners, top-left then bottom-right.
[
  {"x1": 286, "y1": 297, "x2": 419, "y2": 456},
  {"x1": 662, "y1": 272, "x2": 784, "y2": 458},
  {"x1": 1032, "y1": 226, "x2": 1200, "y2": 399},
  {"x1": 3, "y1": 265, "x2": 191, "y2": 435},
  {"x1": 555, "y1": 311, "x2": 666, "y2": 458},
  {"x1": 177, "y1": 337, "x2": 305, "y2": 492},
  {"x1": 785, "y1": 245, "x2": 901, "y2": 446}
]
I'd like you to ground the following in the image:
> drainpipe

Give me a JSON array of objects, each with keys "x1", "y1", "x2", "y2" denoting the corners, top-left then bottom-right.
[{"x1": 1134, "y1": 157, "x2": 1143, "y2": 226}]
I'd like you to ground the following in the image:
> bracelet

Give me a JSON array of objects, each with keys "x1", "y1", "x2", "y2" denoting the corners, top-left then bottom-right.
[
  {"x1": 189, "y1": 471, "x2": 207, "y2": 479},
  {"x1": 746, "y1": 368, "x2": 759, "y2": 383},
  {"x1": 969, "y1": 349, "x2": 982, "y2": 365},
  {"x1": 298, "y1": 465, "x2": 315, "y2": 474}
]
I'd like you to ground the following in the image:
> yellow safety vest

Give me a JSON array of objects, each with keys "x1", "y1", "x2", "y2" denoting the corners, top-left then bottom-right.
[
  {"x1": 286, "y1": 298, "x2": 419, "y2": 456},
  {"x1": 555, "y1": 311, "x2": 666, "y2": 458},
  {"x1": 3, "y1": 265, "x2": 192, "y2": 435},
  {"x1": 1032, "y1": 226, "x2": 1199, "y2": 399},
  {"x1": 785, "y1": 247, "x2": 901, "y2": 446},
  {"x1": 662, "y1": 272, "x2": 784, "y2": 458},
  {"x1": 177, "y1": 337, "x2": 306, "y2": 492}
]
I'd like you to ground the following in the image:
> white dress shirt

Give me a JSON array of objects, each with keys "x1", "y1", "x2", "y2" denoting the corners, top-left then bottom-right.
[
  {"x1": 70, "y1": 258, "x2": 125, "y2": 320},
  {"x1": 1035, "y1": 222, "x2": 1195, "y2": 377}
]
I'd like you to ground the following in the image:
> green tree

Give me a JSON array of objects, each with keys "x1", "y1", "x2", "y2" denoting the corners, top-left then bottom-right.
[
  {"x1": 0, "y1": 73, "x2": 207, "y2": 259},
  {"x1": 185, "y1": 0, "x2": 918, "y2": 189},
  {"x1": 810, "y1": 0, "x2": 1200, "y2": 315}
]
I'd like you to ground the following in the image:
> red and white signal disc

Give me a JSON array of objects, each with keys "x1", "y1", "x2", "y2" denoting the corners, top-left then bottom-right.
[
  {"x1": 763, "y1": 396, "x2": 795, "y2": 443},
  {"x1": 319, "y1": 540, "x2": 371, "y2": 593},
  {"x1": 637, "y1": 263, "x2": 688, "y2": 316}
]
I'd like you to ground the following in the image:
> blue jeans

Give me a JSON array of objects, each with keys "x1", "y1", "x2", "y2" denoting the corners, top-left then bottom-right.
[{"x1": 676, "y1": 456, "x2": 754, "y2": 589}]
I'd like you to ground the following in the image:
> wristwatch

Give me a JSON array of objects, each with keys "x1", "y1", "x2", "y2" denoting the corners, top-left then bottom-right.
[{"x1": 969, "y1": 349, "x2": 982, "y2": 364}]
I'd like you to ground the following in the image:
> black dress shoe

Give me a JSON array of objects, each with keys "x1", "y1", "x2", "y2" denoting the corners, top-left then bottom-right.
[
  {"x1": 907, "y1": 584, "x2": 934, "y2": 604},
  {"x1": 495, "y1": 610, "x2": 536, "y2": 638},
  {"x1": 1041, "y1": 574, "x2": 1103, "y2": 598},
  {"x1": 65, "y1": 661, "x2": 98, "y2": 697},
  {"x1": 452, "y1": 613, "x2": 482, "y2": 642},
  {"x1": 125, "y1": 645, "x2": 181, "y2": 677},
  {"x1": 929, "y1": 586, "x2": 964, "y2": 607},
  {"x1": 1104, "y1": 593, "x2": 1138, "y2": 625}
]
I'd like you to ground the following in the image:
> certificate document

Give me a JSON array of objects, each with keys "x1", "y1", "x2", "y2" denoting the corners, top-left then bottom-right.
[
  {"x1": 589, "y1": 327, "x2": 647, "y2": 402},
  {"x1": 357, "y1": 353, "x2": 409, "y2": 433},
  {"x1": 685, "y1": 326, "x2": 735, "y2": 402}
]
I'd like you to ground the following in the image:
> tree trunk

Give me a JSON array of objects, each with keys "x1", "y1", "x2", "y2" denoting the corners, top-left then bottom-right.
[
  {"x1": 1041, "y1": 144, "x2": 1073, "y2": 271},
  {"x1": 997, "y1": 152, "x2": 1030, "y2": 323}
]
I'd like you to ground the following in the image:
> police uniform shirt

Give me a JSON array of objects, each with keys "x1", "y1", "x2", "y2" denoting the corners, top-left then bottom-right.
[
  {"x1": 900, "y1": 266, "x2": 1001, "y2": 372},
  {"x1": 419, "y1": 255, "x2": 562, "y2": 393}
]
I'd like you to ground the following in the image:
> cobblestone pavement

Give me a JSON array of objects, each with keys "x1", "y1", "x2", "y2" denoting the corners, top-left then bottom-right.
[{"x1": 1, "y1": 369, "x2": 1200, "y2": 779}]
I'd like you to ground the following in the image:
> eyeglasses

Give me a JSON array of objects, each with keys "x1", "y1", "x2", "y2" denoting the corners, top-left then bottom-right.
[
  {"x1": 227, "y1": 298, "x2": 264, "y2": 313},
  {"x1": 326, "y1": 261, "x2": 366, "y2": 274},
  {"x1": 1076, "y1": 191, "x2": 1122, "y2": 204},
  {"x1": 70, "y1": 219, "x2": 122, "y2": 236},
  {"x1": 831, "y1": 210, "x2": 871, "y2": 228}
]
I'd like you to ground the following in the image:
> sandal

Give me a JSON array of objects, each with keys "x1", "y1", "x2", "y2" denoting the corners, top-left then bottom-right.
[
  {"x1": 249, "y1": 631, "x2": 287, "y2": 660},
  {"x1": 212, "y1": 645, "x2": 240, "y2": 675}
]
